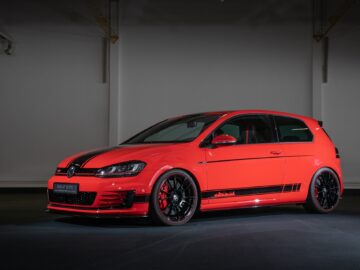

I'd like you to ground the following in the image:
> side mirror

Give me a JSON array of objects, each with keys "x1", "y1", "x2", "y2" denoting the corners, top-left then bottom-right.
[{"x1": 211, "y1": 134, "x2": 237, "y2": 146}]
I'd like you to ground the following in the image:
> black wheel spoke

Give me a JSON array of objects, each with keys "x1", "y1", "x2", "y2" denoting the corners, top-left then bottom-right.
[
  {"x1": 172, "y1": 204, "x2": 178, "y2": 217},
  {"x1": 175, "y1": 205, "x2": 182, "y2": 220},
  {"x1": 179, "y1": 178, "x2": 187, "y2": 190},
  {"x1": 167, "y1": 204, "x2": 174, "y2": 216},
  {"x1": 173, "y1": 177, "x2": 178, "y2": 191},
  {"x1": 314, "y1": 170, "x2": 339, "y2": 210},
  {"x1": 169, "y1": 179, "x2": 175, "y2": 191}
]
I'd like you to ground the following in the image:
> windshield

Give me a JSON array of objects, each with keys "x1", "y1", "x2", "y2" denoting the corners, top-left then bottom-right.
[{"x1": 123, "y1": 113, "x2": 222, "y2": 144}]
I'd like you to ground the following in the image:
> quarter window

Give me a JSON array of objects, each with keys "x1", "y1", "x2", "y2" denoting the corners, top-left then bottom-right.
[
  {"x1": 274, "y1": 116, "x2": 313, "y2": 142},
  {"x1": 213, "y1": 115, "x2": 275, "y2": 144}
]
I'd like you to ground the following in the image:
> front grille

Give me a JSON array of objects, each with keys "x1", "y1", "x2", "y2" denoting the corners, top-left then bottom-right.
[{"x1": 48, "y1": 190, "x2": 96, "y2": 205}]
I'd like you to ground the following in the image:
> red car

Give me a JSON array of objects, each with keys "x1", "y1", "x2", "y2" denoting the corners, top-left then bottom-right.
[{"x1": 47, "y1": 110, "x2": 343, "y2": 225}]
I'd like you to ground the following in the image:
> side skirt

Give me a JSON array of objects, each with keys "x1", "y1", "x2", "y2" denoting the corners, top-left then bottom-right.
[{"x1": 200, "y1": 200, "x2": 306, "y2": 212}]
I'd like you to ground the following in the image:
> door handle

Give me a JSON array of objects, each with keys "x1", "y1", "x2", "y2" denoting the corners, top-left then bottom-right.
[{"x1": 270, "y1": 150, "x2": 282, "y2": 155}]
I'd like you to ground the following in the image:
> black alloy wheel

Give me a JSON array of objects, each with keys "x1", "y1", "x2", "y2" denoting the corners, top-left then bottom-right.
[
  {"x1": 304, "y1": 168, "x2": 340, "y2": 213},
  {"x1": 150, "y1": 169, "x2": 198, "y2": 226}
]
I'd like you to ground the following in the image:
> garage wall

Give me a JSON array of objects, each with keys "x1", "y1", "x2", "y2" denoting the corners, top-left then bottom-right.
[
  {"x1": 0, "y1": 0, "x2": 110, "y2": 187},
  {"x1": 118, "y1": 0, "x2": 313, "y2": 141},
  {"x1": 6, "y1": 0, "x2": 356, "y2": 188},
  {"x1": 322, "y1": 1, "x2": 360, "y2": 188}
]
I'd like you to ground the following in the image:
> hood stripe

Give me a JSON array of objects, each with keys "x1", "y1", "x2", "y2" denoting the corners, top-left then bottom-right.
[{"x1": 67, "y1": 147, "x2": 118, "y2": 168}]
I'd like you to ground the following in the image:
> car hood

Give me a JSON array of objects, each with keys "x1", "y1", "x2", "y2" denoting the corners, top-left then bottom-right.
[{"x1": 58, "y1": 143, "x2": 181, "y2": 168}]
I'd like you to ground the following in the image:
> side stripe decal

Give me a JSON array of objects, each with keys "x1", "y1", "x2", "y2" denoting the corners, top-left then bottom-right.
[{"x1": 202, "y1": 183, "x2": 302, "y2": 199}]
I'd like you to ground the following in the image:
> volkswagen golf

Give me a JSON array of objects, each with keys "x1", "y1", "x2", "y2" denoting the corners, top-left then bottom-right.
[{"x1": 47, "y1": 110, "x2": 343, "y2": 225}]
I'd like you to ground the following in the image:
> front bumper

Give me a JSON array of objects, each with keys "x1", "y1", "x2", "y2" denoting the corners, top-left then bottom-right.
[
  {"x1": 47, "y1": 175, "x2": 151, "y2": 217},
  {"x1": 47, "y1": 204, "x2": 149, "y2": 217}
]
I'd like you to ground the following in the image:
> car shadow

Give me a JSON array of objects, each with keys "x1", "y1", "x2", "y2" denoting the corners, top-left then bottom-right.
[
  {"x1": 54, "y1": 205, "x2": 308, "y2": 228},
  {"x1": 54, "y1": 216, "x2": 153, "y2": 228},
  {"x1": 196, "y1": 204, "x2": 307, "y2": 220}
]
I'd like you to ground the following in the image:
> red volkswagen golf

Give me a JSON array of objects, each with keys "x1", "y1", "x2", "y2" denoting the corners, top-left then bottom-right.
[{"x1": 47, "y1": 110, "x2": 343, "y2": 225}]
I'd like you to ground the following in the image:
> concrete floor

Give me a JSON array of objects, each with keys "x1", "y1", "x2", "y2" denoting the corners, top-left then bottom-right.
[{"x1": 1, "y1": 190, "x2": 360, "y2": 270}]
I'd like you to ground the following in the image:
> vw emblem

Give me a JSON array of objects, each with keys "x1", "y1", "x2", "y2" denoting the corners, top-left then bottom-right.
[{"x1": 67, "y1": 165, "x2": 77, "y2": 178}]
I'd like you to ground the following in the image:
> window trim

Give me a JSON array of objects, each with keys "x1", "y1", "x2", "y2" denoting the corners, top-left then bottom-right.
[
  {"x1": 200, "y1": 114, "x2": 277, "y2": 148},
  {"x1": 200, "y1": 113, "x2": 314, "y2": 148}
]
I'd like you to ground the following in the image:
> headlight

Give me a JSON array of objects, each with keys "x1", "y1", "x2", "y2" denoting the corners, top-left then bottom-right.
[{"x1": 96, "y1": 161, "x2": 146, "y2": 178}]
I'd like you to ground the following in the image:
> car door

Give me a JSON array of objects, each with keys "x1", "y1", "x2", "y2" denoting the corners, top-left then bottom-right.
[{"x1": 203, "y1": 114, "x2": 285, "y2": 204}]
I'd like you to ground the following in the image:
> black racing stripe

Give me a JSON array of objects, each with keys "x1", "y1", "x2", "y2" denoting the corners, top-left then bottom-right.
[
  {"x1": 202, "y1": 183, "x2": 301, "y2": 199},
  {"x1": 202, "y1": 185, "x2": 283, "y2": 199},
  {"x1": 67, "y1": 147, "x2": 117, "y2": 168},
  {"x1": 236, "y1": 185, "x2": 283, "y2": 196}
]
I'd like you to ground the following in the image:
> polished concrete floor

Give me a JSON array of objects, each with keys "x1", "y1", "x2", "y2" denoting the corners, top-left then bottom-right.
[{"x1": 1, "y1": 190, "x2": 360, "y2": 270}]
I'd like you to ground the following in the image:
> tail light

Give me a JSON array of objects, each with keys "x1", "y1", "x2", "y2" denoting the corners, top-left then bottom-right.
[{"x1": 318, "y1": 120, "x2": 339, "y2": 159}]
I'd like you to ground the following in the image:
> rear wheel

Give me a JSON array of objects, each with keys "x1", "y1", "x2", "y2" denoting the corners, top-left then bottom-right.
[
  {"x1": 304, "y1": 168, "x2": 340, "y2": 213},
  {"x1": 150, "y1": 169, "x2": 198, "y2": 226}
]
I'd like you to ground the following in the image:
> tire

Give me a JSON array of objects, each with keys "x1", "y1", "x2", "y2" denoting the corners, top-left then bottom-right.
[
  {"x1": 150, "y1": 169, "x2": 199, "y2": 226},
  {"x1": 303, "y1": 168, "x2": 340, "y2": 213}
]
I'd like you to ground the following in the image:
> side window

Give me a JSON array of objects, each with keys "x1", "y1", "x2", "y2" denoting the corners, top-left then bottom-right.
[
  {"x1": 274, "y1": 116, "x2": 313, "y2": 142},
  {"x1": 214, "y1": 115, "x2": 275, "y2": 144}
]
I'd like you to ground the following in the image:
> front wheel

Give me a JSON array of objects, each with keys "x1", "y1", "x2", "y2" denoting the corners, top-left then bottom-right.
[
  {"x1": 150, "y1": 169, "x2": 198, "y2": 226},
  {"x1": 304, "y1": 168, "x2": 341, "y2": 213}
]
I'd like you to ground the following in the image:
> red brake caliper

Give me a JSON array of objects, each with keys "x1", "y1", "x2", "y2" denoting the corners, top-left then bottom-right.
[{"x1": 158, "y1": 182, "x2": 170, "y2": 210}]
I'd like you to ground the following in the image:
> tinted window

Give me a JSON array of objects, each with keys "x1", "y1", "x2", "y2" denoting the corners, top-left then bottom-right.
[
  {"x1": 213, "y1": 115, "x2": 275, "y2": 144},
  {"x1": 123, "y1": 114, "x2": 221, "y2": 144},
  {"x1": 274, "y1": 116, "x2": 313, "y2": 142},
  {"x1": 144, "y1": 122, "x2": 205, "y2": 142}
]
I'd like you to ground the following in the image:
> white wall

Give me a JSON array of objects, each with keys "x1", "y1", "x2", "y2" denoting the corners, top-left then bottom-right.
[
  {"x1": 2, "y1": 0, "x2": 359, "y2": 188},
  {"x1": 116, "y1": 0, "x2": 360, "y2": 188},
  {"x1": 118, "y1": 0, "x2": 313, "y2": 141},
  {"x1": 323, "y1": 1, "x2": 360, "y2": 188},
  {"x1": 0, "y1": 0, "x2": 109, "y2": 187}
]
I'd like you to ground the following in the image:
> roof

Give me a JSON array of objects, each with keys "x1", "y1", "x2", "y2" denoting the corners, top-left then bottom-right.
[{"x1": 202, "y1": 109, "x2": 317, "y2": 122}]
